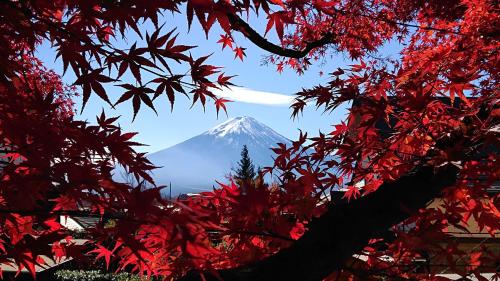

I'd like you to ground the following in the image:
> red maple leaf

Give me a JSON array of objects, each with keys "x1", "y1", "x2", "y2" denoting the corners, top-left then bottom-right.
[
  {"x1": 214, "y1": 97, "x2": 232, "y2": 118},
  {"x1": 342, "y1": 186, "x2": 361, "y2": 202},
  {"x1": 233, "y1": 47, "x2": 246, "y2": 61},
  {"x1": 217, "y1": 34, "x2": 234, "y2": 50}
]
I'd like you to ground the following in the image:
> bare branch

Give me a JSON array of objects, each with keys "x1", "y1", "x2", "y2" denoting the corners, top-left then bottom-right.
[{"x1": 227, "y1": 13, "x2": 335, "y2": 59}]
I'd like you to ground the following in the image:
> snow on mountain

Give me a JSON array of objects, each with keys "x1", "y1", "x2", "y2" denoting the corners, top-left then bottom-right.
[
  {"x1": 146, "y1": 116, "x2": 291, "y2": 196},
  {"x1": 207, "y1": 116, "x2": 283, "y2": 138}
]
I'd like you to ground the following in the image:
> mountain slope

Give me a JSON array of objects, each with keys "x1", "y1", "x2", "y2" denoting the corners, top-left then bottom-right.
[{"x1": 147, "y1": 116, "x2": 291, "y2": 195}]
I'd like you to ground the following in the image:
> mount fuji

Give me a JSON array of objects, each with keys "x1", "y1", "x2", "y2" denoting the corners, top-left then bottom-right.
[{"x1": 147, "y1": 116, "x2": 291, "y2": 195}]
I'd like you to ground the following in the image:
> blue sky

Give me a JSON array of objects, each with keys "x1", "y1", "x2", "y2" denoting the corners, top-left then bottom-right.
[{"x1": 36, "y1": 10, "x2": 401, "y2": 153}]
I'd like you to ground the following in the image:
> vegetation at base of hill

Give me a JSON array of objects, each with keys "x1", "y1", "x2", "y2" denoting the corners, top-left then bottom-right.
[{"x1": 55, "y1": 270, "x2": 148, "y2": 281}]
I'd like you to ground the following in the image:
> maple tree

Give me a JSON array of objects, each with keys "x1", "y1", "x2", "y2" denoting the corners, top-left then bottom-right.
[{"x1": 0, "y1": 0, "x2": 498, "y2": 280}]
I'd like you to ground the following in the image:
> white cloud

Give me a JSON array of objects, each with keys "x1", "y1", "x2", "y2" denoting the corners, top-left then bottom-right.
[{"x1": 212, "y1": 86, "x2": 294, "y2": 106}]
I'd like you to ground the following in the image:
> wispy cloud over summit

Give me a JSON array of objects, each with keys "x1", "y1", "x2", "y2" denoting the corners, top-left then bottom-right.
[{"x1": 212, "y1": 86, "x2": 294, "y2": 106}]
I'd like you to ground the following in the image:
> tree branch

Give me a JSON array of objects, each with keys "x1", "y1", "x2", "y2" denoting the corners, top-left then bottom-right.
[
  {"x1": 178, "y1": 163, "x2": 460, "y2": 281},
  {"x1": 227, "y1": 5, "x2": 472, "y2": 60},
  {"x1": 227, "y1": 13, "x2": 335, "y2": 59}
]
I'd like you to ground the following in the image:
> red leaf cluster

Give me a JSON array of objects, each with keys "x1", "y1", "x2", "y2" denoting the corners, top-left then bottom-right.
[{"x1": 0, "y1": 0, "x2": 498, "y2": 280}]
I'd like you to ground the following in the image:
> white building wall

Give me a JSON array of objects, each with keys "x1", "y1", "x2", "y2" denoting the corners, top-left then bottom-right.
[{"x1": 59, "y1": 216, "x2": 84, "y2": 231}]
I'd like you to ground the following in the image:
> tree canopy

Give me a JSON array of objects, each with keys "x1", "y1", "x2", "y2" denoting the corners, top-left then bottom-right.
[{"x1": 0, "y1": 0, "x2": 498, "y2": 280}]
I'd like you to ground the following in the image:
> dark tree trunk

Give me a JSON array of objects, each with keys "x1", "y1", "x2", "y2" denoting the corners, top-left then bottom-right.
[{"x1": 178, "y1": 164, "x2": 459, "y2": 281}]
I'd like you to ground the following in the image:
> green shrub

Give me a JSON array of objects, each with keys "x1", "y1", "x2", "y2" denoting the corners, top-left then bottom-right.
[{"x1": 54, "y1": 270, "x2": 145, "y2": 281}]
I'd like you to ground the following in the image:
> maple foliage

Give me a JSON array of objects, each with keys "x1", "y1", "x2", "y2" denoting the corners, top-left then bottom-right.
[{"x1": 0, "y1": 0, "x2": 499, "y2": 280}]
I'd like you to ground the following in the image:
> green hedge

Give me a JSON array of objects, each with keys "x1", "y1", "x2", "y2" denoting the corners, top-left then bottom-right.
[{"x1": 54, "y1": 270, "x2": 145, "y2": 281}]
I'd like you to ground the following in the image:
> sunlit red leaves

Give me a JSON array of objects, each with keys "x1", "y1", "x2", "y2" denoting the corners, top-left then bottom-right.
[
  {"x1": 0, "y1": 153, "x2": 27, "y2": 163},
  {"x1": 51, "y1": 242, "x2": 67, "y2": 263},
  {"x1": 90, "y1": 242, "x2": 123, "y2": 269},
  {"x1": 1, "y1": 0, "x2": 499, "y2": 279},
  {"x1": 4, "y1": 215, "x2": 34, "y2": 245},
  {"x1": 276, "y1": 61, "x2": 285, "y2": 73},
  {"x1": 190, "y1": 179, "x2": 315, "y2": 266},
  {"x1": 52, "y1": 195, "x2": 78, "y2": 211},
  {"x1": 289, "y1": 222, "x2": 306, "y2": 240},
  {"x1": 342, "y1": 186, "x2": 360, "y2": 202},
  {"x1": 265, "y1": 11, "x2": 293, "y2": 40},
  {"x1": 217, "y1": 34, "x2": 234, "y2": 50},
  {"x1": 0, "y1": 1, "x2": 237, "y2": 278},
  {"x1": 185, "y1": 239, "x2": 219, "y2": 262},
  {"x1": 216, "y1": 34, "x2": 246, "y2": 62},
  {"x1": 14, "y1": 252, "x2": 37, "y2": 279},
  {"x1": 233, "y1": 47, "x2": 246, "y2": 61},
  {"x1": 291, "y1": 85, "x2": 341, "y2": 118},
  {"x1": 0, "y1": 54, "x2": 181, "y2": 277}
]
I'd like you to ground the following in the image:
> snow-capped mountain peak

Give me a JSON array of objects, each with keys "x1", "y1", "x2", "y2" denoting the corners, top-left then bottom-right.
[
  {"x1": 207, "y1": 116, "x2": 265, "y2": 137},
  {"x1": 205, "y1": 116, "x2": 289, "y2": 145}
]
